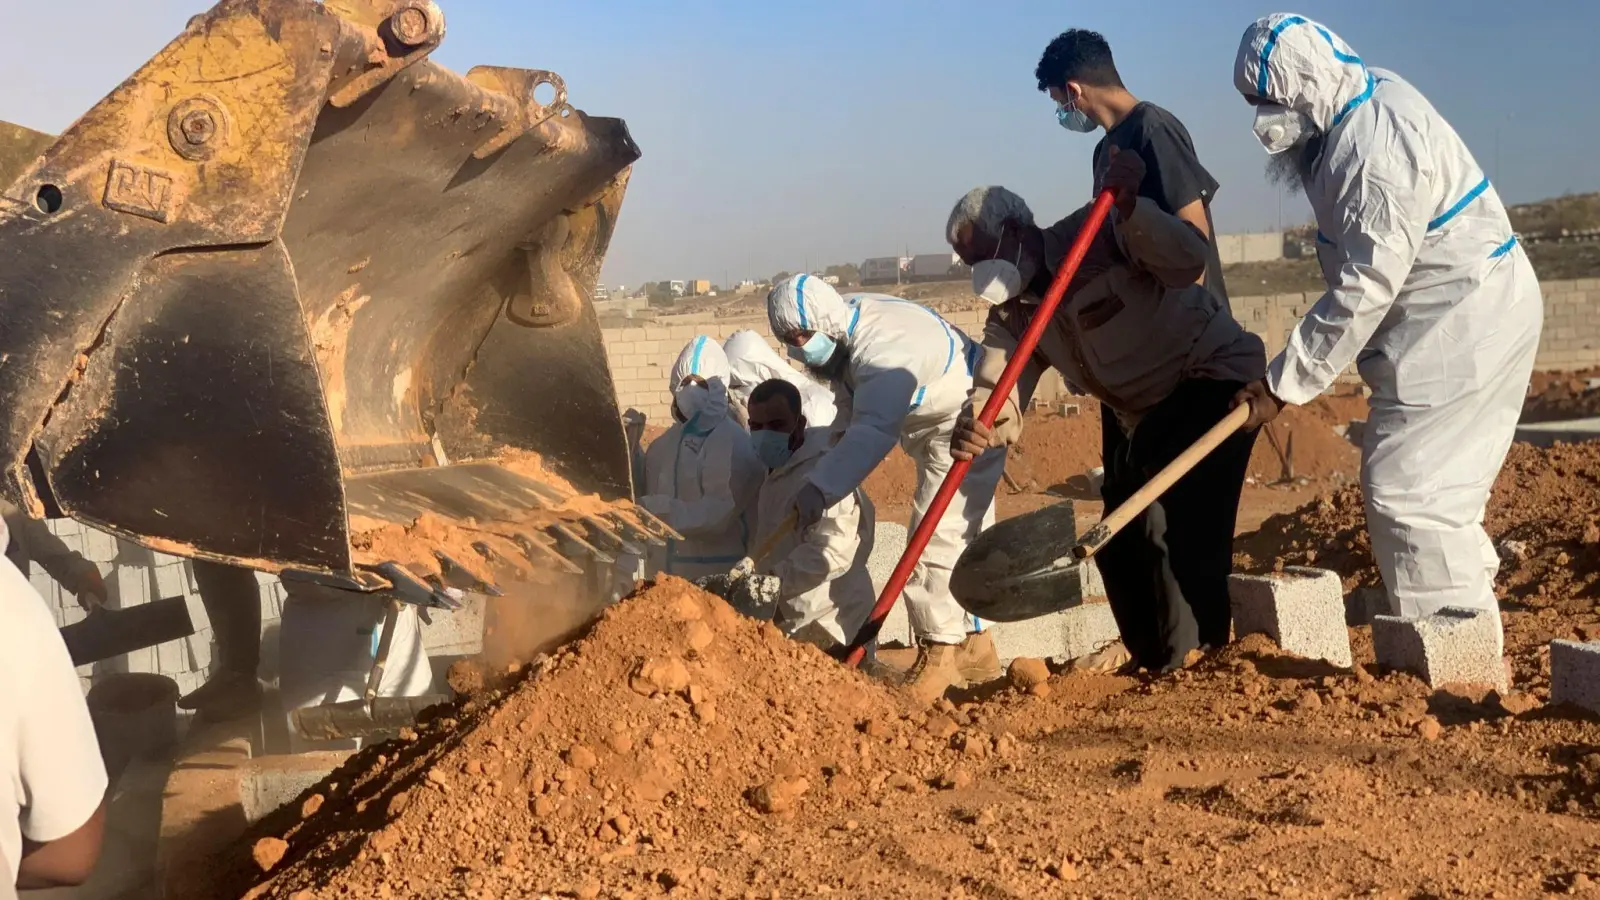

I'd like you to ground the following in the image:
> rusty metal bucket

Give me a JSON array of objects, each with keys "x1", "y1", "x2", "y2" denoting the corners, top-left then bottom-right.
[{"x1": 0, "y1": 0, "x2": 659, "y2": 591}]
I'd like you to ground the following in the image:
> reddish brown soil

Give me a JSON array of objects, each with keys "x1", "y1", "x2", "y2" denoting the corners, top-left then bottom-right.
[
  {"x1": 216, "y1": 574, "x2": 1600, "y2": 899},
  {"x1": 1524, "y1": 367, "x2": 1600, "y2": 423},
  {"x1": 1237, "y1": 440, "x2": 1600, "y2": 689}
]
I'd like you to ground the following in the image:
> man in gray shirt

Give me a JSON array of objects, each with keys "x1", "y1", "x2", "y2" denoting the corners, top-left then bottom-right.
[{"x1": 946, "y1": 151, "x2": 1264, "y2": 673}]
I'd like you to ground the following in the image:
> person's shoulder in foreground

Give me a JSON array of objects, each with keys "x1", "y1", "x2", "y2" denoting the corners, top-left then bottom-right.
[{"x1": 0, "y1": 545, "x2": 107, "y2": 890}]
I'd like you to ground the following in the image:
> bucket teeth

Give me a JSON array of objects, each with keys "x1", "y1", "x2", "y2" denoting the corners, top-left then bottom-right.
[
  {"x1": 581, "y1": 515, "x2": 644, "y2": 557},
  {"x1": 374, "y1": 561, "x2": 461, "y2": 610},
  {"x1": 433, "y1": 550, "x2": 503, "y2": 597},
  {"x1": 628, "y1": 505, "x2": 683, "y2": 541},
  {"x1": 511, "y1": 532, "x2": 584, "y2": 576},
  {"x1": 548, "y1": 523, "x2": 614, "y2": 566},
  {"x1": 605, "y1": 511, "x2": 665, "y2": 548}
]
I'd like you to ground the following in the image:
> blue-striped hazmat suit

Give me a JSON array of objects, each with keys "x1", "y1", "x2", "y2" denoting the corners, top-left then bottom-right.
[
  {"x1": 640, "y1": 337, "x2": 765, "y2": 580},
  {"x1": 1237, "y1": 14, "x2": 1542, "y2": 650},
  {"x1": 767, "y1": 275, "x2": 1005, "y2": 645}
]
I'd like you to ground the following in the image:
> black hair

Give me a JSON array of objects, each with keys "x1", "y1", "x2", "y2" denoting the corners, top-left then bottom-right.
[
  {"x1": 749, "y1": 378, "x2": 802, "y2": 416},
  {"x1": 1035, "y1": 29, "x2": 1124, "y2": 92}
]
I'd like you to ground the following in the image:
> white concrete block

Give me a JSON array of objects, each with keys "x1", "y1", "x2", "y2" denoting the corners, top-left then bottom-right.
[
  {"x1": 156, "y1": 638, "x2": 189, "y2": 675},
  {"x1": 81, "y1": 528, "x2": 120, "y2": 563},
  {"x1": 185, "y1": 628, "x2": 214, "y2": 673},
  {"x1": 1372, "y1": 606, "x2": 1507, "y2": 691},
  {"x1": 60, "y1": 604, "x2": 87, "y2": 628},
  {"x1": 988, "y1": 602, "x2": 1122, "y2": 664},
  {"x1": 123, "y1": 645, "x2": 157, "y2": 675},
  {"x1": 1552, "y1": 640, "x2": 1600, "y2": 713},
  {"x1": 421, "y1": 593, "x2": 486, "y2": 657},
  {"x1": 1229, "y1": 567, "x2": 1353, "y2": 668},
  {"x1": 152, "y1": 563, "x2": 189, "y2": 600},
  {"x1": 47, "y1": 517, "x2": 82, "y2": 537},
  {"x1": 113, "y1": 566, "x2": 151, "y2": 609}
]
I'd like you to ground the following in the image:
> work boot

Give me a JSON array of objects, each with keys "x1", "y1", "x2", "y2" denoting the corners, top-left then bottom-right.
[
  {"x1": 954, "y1": 631, "x2": 1003, "y2": 684},
  {"x1": 177, "y1": 669, "x2": 262, "y2": 719},
  {"x1": 902, "y1": 642, "x2": 963, "y2": 706},
  {"x1": 1072, "y1": 639, "x2": 1133, "y2": 674}
]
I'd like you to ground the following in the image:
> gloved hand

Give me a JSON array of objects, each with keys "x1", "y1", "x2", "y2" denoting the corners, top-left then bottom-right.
[
  {"x1": 622, "y1": 408, "x2": 647, "y2": 447},
  {"x1": 636, "y1": 494, "x2": 672, "y2": 520},
  {"x1": 795, "y1": 483, "x2": 827, "y2": 531},
  {"x1": 696, "y1": 557, "x2": 779, "y2": 618},
  {"x1": 1101, "y1": 145, "x2": 1146, "y2": 221}
]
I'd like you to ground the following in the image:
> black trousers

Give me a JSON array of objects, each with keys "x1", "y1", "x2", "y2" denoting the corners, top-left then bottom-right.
[{"x1": 1097, "y1": 379, "x2": 1257, "y2": 671}]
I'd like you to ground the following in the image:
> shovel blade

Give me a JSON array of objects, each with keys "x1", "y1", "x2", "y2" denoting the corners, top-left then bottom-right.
[
  {"x1": 289, "y1": 694, "x2": 450, "y2": 743},
  {"x1": 951, "y1": 501, "x2": 1093, "y2": 623}
]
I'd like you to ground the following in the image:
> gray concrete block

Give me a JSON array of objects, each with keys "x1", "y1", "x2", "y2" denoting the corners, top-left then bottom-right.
[
  {"x1": 1372, "y1": 606, "x2": 1507, "y2": 691},
  {"x1": 1229, "y1": 567, "x2": 1353, "y2": 668},
  {"x1": 157, "y1": 638, "x2": 189, "y2": 675},
  {"x1": 186, "y1": 628, "x2": 214, "y2": 673},
  {"x1": 988, "y1": 601, "x2": 1121, "y2": 664},
  {"x1": 81, "y1": 527, "x2": 120, "y2": 563},
  {"x1": 47, "y1": 517, "x2": 82, "y2": 537},
  {"x1": 153, "y1": 563, "x2": 190, "y2": 601},
  {"x1": 868, "y1": 523, "x2": 913, "y2": 646},
  {"x1": 114, "y1": 566, "x2": 151, "y2": 609},
  {"x1": 1550, "y1": 640, "x2": 1600, "y2": 713},
  {"x1": 420, "y1": 593, "x2": 486, "y2": 657}
]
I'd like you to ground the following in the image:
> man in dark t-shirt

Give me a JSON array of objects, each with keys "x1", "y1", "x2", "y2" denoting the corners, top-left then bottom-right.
[
  {"x1": 1031, "y1": 29, "x2": 1232, "y2": 674},
  {"x1": 1036, "y1": 29, "x2": 1229, "y2": 311}
]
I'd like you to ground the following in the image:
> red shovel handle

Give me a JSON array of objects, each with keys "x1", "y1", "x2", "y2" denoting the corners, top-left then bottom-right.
[{"x1": 843, "y1": 190, "x2": 1117, "y2": 667}]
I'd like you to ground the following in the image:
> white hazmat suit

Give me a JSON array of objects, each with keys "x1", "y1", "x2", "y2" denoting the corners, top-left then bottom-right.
[
  {"x1": 752, "y1": 426, "x2": 875, "y2": 649},
  {"x1": 723, "y1": 329, "x2": 838, "y2": 428},
  {"x1": 767, "y1": 275, "x2": 1004, "y2": 645},
  {"x1": 1237, "y1": 14, "x2": 1542, "y2": 647},
  {"x1": 641, "y1": 337, "x2": 765, "y2": 580}
]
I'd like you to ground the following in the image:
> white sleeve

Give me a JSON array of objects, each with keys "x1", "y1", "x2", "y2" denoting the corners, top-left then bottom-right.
[
  {"x1": 6, "y1": 560, "x2": 107, "y2": 845},
  {"x1": 804, "y1": 362, "x2": 916, "y2": 505},
  {"x1": 771, "y1": 488, "x2": 861, "y2": 608},
  {"x1": 1266, "y1": 136, "x2": 1430, "y2": 405},
  {"x1": 664, "y1": 425, "x2": 763, "y2": 540}
]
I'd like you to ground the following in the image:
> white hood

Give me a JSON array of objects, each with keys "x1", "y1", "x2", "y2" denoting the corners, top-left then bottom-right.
[
  {"x1": 767, "y1": 274, "x2": 851, "y2": 340},
  {"x1": 1235, "y1": 13, "x2": 1374, "y2": 133}
]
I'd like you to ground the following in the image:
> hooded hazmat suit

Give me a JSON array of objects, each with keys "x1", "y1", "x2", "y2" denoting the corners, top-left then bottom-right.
[
  {"x1": 723, "y1": 330, "x2": 838, "y2": 429},
  {"x1": 641, "y1": 337, "x2": 766, "y2": 580},
  {"x1": 767, "y1": 275, "x2": 1005, "y2": 645},
  {"x1": 1237, "y1": 15, "x2": 1542, "y2": 646}
]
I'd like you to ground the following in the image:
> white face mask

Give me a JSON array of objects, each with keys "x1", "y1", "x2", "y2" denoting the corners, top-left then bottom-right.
[
  {"x1": 1252, "y1": 103, "x2": 1313, "y2": 155},
  {"x1": 972, "y1": 259, "x2": 1023, "y2": 305},
  {"x1": 673, "y1": 383, "x2": 711, "y2": 422}
]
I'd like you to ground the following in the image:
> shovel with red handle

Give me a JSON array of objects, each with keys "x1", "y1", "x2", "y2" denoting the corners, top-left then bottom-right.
[{"x1": 841, "y1": 189, "x2": 1119, "y2": 667}]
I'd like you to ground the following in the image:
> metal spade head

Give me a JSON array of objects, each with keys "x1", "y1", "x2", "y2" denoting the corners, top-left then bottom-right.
[{"x1": 950, "y1": 501, "x2": 1093, "y2": 623}]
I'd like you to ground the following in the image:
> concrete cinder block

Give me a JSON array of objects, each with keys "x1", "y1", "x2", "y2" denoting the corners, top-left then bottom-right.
[
  {"x1": 1229, "y1": 567, "x2": 1353, "y2": 668},
  {"x1": 1372, "y1": 606, "x2": 1507, "y2": 691},
  {"x1": 420, "y1": 593, "x2": 486, "y2": 657},
  {"x1": 186, "y1": 628, "x2": 214, "y2": 673},
  {"x1": 81, "y1": 527, "x2": 120, "y2": 563},
  {"x1": 156, "y1": 638, "x2": 189, "y2": 675},
  {"x1": 1549, "y1": 640, "x2": 1600, "y2": 713},
  {"x1": 153, "y1": 563, "x2": 190, "y2": 601},
  {"x1": 114, "y1": 566, "x2": 151, "y2": 609}
]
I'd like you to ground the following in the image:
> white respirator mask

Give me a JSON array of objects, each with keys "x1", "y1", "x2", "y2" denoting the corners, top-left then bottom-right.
[
  {"x1": 1252, "y1": 103, "x2": 1313, "y2": 155},
  {"x1": 971, "y1": 259, "x2": 1023, "y2": 306}
]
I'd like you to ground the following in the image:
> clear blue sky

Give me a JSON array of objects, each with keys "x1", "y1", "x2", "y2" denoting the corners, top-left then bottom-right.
[{"x1": 4, "y1": 1, "x2": 1595, "y2": 288}]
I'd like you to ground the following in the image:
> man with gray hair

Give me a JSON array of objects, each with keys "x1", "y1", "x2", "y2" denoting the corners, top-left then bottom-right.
[{"x1": 947, "y1": 151, "x2": 1265, "y2": 674}]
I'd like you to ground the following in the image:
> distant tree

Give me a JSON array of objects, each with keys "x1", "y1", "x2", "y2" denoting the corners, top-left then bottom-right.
[
  {"x1": 645, "y1": 281, "x2": 676, "y2": 306},
  {"x1": 772, "y1": 271, "x2": 791, "y2": 284},
  {"x1": 824, "y1": 263, "x2": 860, "y2": 285}
]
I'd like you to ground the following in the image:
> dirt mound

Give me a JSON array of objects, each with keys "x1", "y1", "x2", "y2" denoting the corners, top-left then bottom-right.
[
  {"x1": 222, "y1": 577, "x2": 1600, "y2": 898},
  {"x1": 220, "y1": 578, "x2": 1015, "y2": 898}
]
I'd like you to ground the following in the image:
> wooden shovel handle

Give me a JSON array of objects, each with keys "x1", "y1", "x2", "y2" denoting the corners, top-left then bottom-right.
[
  {"x1": 751, "y1": 510, "x2": 798, "y2": 567},
  {"x1": 1071, "y1": 403, "x2": 1251, "y2": 561}
]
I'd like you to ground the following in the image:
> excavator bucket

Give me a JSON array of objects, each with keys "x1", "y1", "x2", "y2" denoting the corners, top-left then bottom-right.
[{"x1": 0, "y1": 0, "x2": 659, "y2": 588}]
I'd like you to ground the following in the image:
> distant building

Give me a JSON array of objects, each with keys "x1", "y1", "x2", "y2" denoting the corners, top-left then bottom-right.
[
  {"x1": 860, "y1": 256, "x2": 906, "y2": 286},
  {"x1": 685, "y1": 279, "x2": 712, "y2": 296},
  {"x1": 907, "y1": 252, "x2": 963, "y2": 283},
  {"x1": 669, "y1": 279, "x2": 686, "y2": 297},
  {"x1": 822, "y1": 274, "x2": 841, "y2": 285},
  {"x1": 1214, "y1": 231, "x2": 1284, "y2": 265}
]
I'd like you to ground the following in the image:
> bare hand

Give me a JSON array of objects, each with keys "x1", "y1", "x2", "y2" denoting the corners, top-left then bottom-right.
[
  {"x1": 1232, "y1": 379, "x2": 1284, "y2": 431},
  {"x1": 74, "y1": 568, "x2": 108, "y2": 610},
  {"x1": 951, "y1": 414, "x2": 995, "y2": 462},
  {"x1": 1102, "y1": 145, "x2": 1146, "y2": 220}
]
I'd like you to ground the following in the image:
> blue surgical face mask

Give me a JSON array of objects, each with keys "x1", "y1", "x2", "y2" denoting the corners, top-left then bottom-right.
[
  {"x1": 1056, "y1": 102, "x2": 1095, "y2": 134},
  {"x1": 785, "y1": 332, "x2": 837, "y2": 368},
  {"x1": 750, "y1": 428, "x2": 796, "y2": 470}
]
